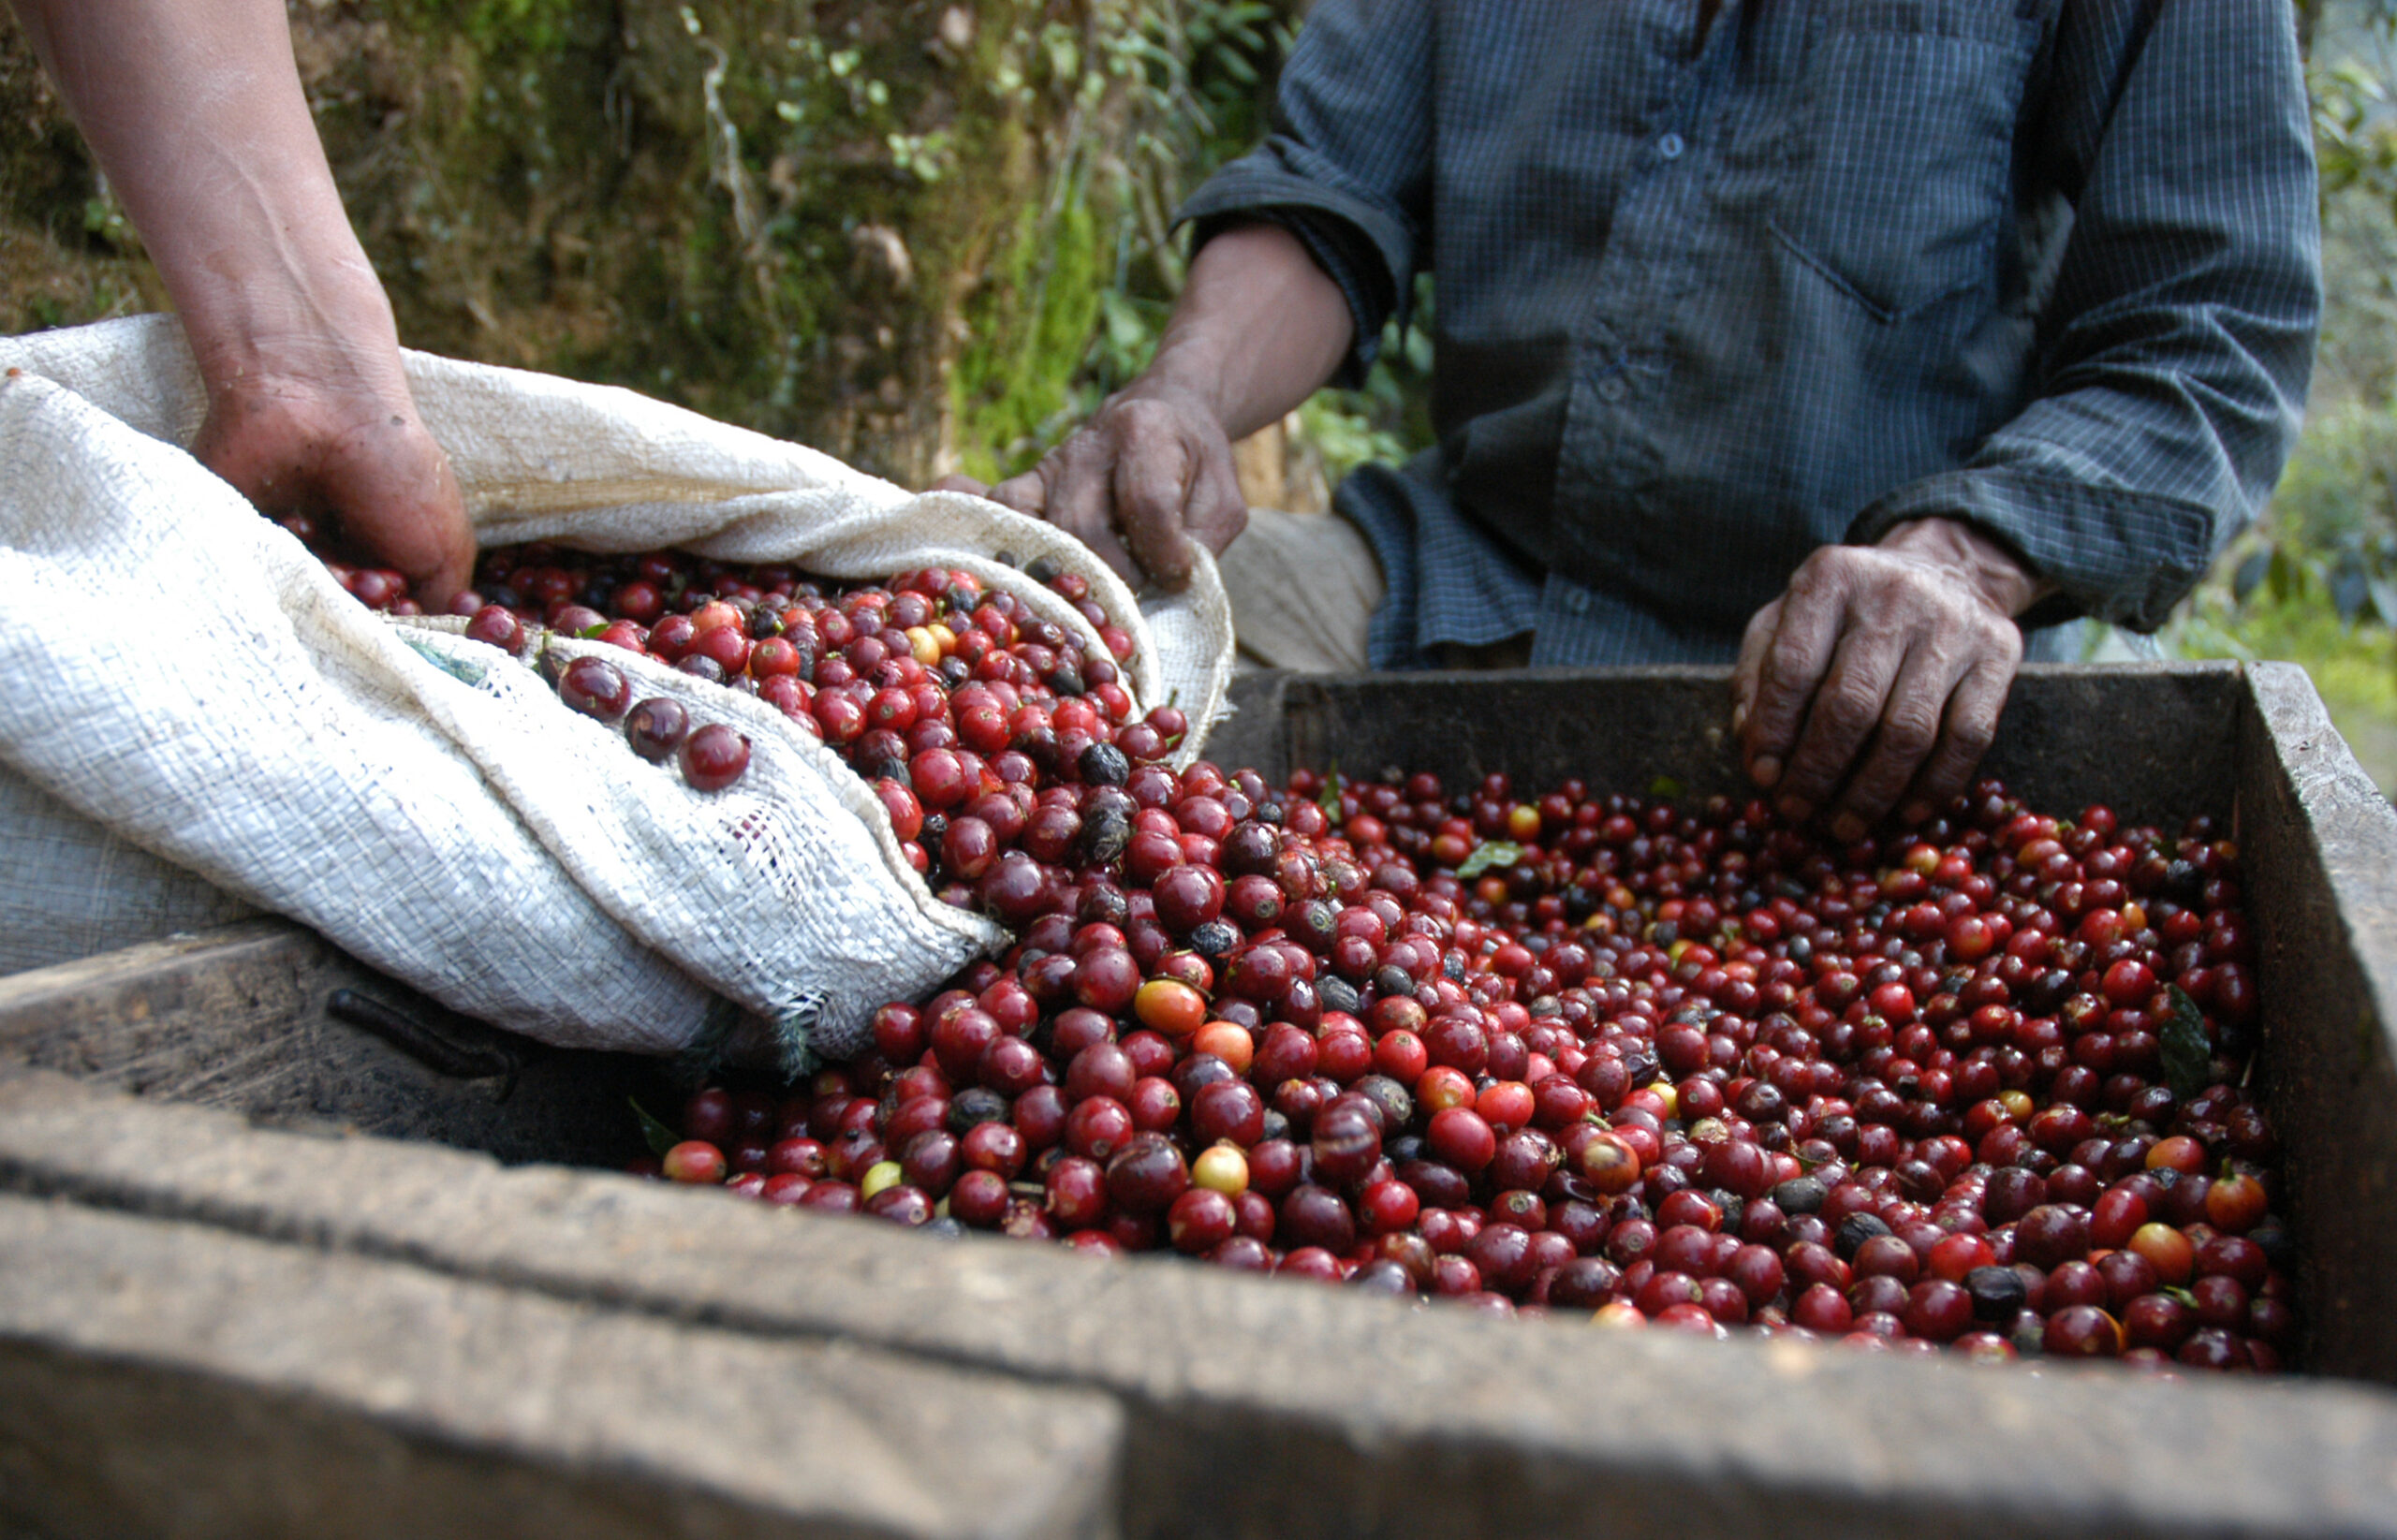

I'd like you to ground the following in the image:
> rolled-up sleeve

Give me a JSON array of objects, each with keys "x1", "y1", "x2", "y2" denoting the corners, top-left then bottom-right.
[
  {"x1": 1173, "y1": 0, "x2": 1437, "y2": 381},
  {"x1": 1848, "y1": 0, "x2": 2321, "y2": 632}
]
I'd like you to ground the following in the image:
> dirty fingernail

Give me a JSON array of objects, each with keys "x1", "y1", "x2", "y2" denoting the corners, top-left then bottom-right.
[
  {"x1": 1901, "y1": 800, "x2": 1933, "y2": 826},
  {"x1": 1750, "y1": 754, "x2": 1780, "y2": 788},
  {"x1": 1776, "y1": 794, "x2": 1810, "y2": 823},
  {"x1": 1831, "y1": 813, "x2": 1866, "y2": 844}
]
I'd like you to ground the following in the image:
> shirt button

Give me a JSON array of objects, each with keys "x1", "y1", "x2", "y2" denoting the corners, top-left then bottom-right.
[
  {"x1": 1657, "y1": 131, "x2": 1685, "y2": 160},
  {"x1": 1596, "y1": 376, "x2": 1626, "y2": 403}
]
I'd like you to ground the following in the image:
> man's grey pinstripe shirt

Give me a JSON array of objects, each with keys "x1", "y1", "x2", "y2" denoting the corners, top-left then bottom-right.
[{"x1": 1178, "y1": 0, "x2": 2322, "y2": 667}]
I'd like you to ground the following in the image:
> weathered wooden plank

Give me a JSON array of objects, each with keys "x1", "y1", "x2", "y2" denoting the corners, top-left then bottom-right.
[
  {"x1": 0, "y1": 1189, "x2": 1123, "y2": 1540},
  {"x1": 3, "y1": 1067, "x2": 2393, "y2": 1540},
  {"x1": 0, "y1": 917, "x2": 658, "y2": 1166},
  {"x1": 1208, "y1": 663, "x2": 2243, "y2": 829},
  {"x1": 2238, "y1": 663, "x2": 2397, "y2": 1383}
]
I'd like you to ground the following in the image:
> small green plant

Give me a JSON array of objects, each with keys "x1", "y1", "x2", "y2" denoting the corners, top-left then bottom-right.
[
  {"x1": 2166, "y1": 404, "x2": 2397, "y2": 790},
  {"x1": 390, "y1": 0, "x2": 581, "y2": 56},
  {"x1": 2166, "y1": 561, "x2": 2397, "y2": 792},
  {"x1": 2217, "y1": 395, "x2": 2397, "y2": 622},
  {"x1": 79, "y1": 190, "x2": 130, "y2": 252},
  {"x1": 2158, "y1": 4, "x2": 2397, "y2": 793}
]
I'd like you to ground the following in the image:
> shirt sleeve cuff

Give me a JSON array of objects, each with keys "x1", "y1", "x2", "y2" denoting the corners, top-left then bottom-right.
[{"x1": 1846, "y1": 469, "x2": 2219, "y2": 633}]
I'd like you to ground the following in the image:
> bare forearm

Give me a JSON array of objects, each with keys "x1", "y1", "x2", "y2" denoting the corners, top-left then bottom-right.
[
  {"x1": 11, "y1": 0, "x2": 472, "y2": 605},
  {"x1": 1128, "y1": 222, "x2": 1356, "y2": 440},
  {"x1": 9, "y1": 0, "x2": 400, "y2": 392}
]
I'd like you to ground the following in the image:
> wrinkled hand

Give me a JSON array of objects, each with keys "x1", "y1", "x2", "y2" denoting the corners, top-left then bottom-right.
[
  {"x1": 964, "y1": 385, "x2": 1249, "y2": 591},
  {"x1": 6, "y1": 0, "x2": 476, "y2": 609},
  {"x1": 1732, "y1": 519, "x2": 2052, "y2": 843},
  {"x1": 194, "y1": 370, "x2": 473, "y2": 610}
]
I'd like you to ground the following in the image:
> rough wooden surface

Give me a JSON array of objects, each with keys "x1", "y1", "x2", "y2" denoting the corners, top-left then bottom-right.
[
  {"x1": 0, "y1": 917, "x2": 659, "y2": 1166},
  {"x1": 3, "y1": 1066, "x2": 2394, "y2": 1540},
  {"x1": 0, "y1": 1187, "x2": 1122, "y2": 1540},
  {"x1": 2239, "y1": 663, "x2": 2397, "y2": 1383},
  {"x1": 1204, "y1": 663, "x2": 2244, "y2": 830}
]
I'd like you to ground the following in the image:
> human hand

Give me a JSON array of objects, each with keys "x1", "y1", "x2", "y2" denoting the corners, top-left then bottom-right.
[
  {"x1": 1731, "y1": 519, "x2": 2053, "y2": 843},
  {"x1": 196, "y1": 370, "x2": 472, "y2": 611},
  {"x1": 4, "y1": 0, "x2": 475, "y2": 610},
  {"x1": 936, "y1": 222, "x2": 1346, "y2": 588},
  {"x1": 973, "y1": 384, "x2": 1250, "y2": 591}
]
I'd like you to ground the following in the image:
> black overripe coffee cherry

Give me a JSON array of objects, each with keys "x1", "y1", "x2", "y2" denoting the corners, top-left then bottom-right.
[
  {"x1": 1835, "y1": 1212, "x2": 1893, "y2": 1261},
  {"x1": 1079, "y1": 741, "x2": 1130, "y2": 786},
  {"x1": 1076, "y1": 804, "x2": 1131, "y2": 866}
]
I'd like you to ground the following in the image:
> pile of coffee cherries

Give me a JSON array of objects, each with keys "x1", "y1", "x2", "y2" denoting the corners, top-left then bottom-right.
[
  {"x1": 654, "y1": 749, "x2": 2293, "y2": 1374},
  {"x1": 316, "y1": 538, "x2": 2294, "y2": 1372},
  {"x1": 320, "y1": 536, "x2": 1139, "y2": 810}
]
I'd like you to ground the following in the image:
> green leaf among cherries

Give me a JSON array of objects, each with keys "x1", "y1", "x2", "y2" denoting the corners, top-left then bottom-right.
[
  {"x1": 631, "y1": 1096, "x2": 681, "y2": 1158},
  {"x1": 1316, "y1": 765, "x2": 1344, "y2": 819},
  {"x1": 2161, "y1": 985, "x2": 2213, "y2": 1104},
  {"x1": 1458, "y1": 840, "x2": 1524, "y2": 878},
  {"x1": 400, "y1": 635, "x2": 487, "y2": 686}
]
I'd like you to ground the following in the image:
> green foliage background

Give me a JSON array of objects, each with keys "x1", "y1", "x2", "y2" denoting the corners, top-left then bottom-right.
[{"x1": 2172, "y1": 0, "x2": 2397, "y2": 790}]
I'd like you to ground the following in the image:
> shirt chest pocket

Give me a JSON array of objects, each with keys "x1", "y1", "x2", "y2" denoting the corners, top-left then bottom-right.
[{"x1": 1770, "y1": 2, "x2": 2037, "y2": 322}]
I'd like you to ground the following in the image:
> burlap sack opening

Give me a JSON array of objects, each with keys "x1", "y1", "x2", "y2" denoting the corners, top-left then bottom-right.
[{"x1": 0, "y1": 315, "x2": 1236, "y2": 1066}]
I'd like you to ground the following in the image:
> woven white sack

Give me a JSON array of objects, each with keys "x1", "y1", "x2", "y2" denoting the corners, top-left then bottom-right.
[
  {"x1": 0, "y1": 315, "x2": 1237, "y2": 1066},
  {"x1": 0, "y1": 766, "x2": 263, "y2": 975}
]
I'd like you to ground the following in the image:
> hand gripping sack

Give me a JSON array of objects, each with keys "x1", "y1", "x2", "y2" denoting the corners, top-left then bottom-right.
[{"x1": 0, "y1": 315, "x2": 1236, "y2": 1070}]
